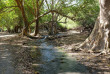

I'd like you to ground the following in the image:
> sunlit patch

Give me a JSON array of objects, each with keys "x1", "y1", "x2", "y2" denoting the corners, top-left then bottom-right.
[
  {"x1": 5, "y1": 49, "x2": 8, "y2": 50},
  {"x1": 59, "y1": 72, "x2": 84, "y2": 74},
  {"x1": 68, "y1": 30, "x2": 80, "y2": 34},
  {"x1": 0, "y1": 43, "x2": 9, "y2": 45},
  {"x1": 0, "y1": 34, "x2": 16, "y2": 38},
  {"x1": 1, "y1": 57, "x2": 6, "y2": 59},
  {"x1": 22, "y1": 45, "x2": 38, "y2": 50},
  {"x1": 22, "y1": 45, "x2": 31, "y2": 48}
]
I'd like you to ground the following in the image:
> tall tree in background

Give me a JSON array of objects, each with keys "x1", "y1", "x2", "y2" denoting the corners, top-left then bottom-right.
[
  {"x1": 34, "y1": 0, "x2": 40, "y2": 36},
  {"x1": 79, "y1": 0, "x2": 110, "y2": 53},
  {"x1": 0, "y1": 0, "x2": 99, "y2": 36},
  {"x1": 15, "y1": 0, "x2": 29, "y2": 35},
  {"x1": 50, "y1": 0, "x2": 54, "y2": 35}
]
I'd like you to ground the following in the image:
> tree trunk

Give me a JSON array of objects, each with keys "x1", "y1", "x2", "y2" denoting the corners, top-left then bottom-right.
[
  {"x1": 51, "y1": 12, "x2": 54, "y2": 35},
  {"x1": 15, "y1": 0, "x2": 29, "y2": 36},
  {"x1": 48, "y1": 21, "x2": 53, "y2": 35},
  {"x1": 34, "y1": 0, "x2": 39, "y2": 36},
  {"x1": 34, "y1": 19, "x2": 39, "y2": 36},
  {"x1": 54, "y1": 14, "x2": 59, "y2": 34},
  {"x1": 79, "y1": 0, "x2": 110, "y2": 53}
]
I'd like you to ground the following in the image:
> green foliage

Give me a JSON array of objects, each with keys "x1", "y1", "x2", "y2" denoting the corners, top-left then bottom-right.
[
  {"x1": 59, "y1": 18, "x2": 79, "y2": 29},
  {"x1": 57, "y1": 0, "x2": 99, "y2": 29},
  {"x1": 0, "y1": 0, "x2": 99, "y2": 32},
  {"x1": 71, "y1": 0, "x2": 99, "y2": 27}
]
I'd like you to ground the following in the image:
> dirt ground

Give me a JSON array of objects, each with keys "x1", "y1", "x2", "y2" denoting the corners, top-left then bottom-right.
[
  {"x1": 0, "y1": 31, "x2": 110, "y2": 74},
  {"x1": 46, "y1": 31, "x2": 110, "y2": 74},
  {"x1": 0, "y1": 32, "x2": 37, "y2": 74}
]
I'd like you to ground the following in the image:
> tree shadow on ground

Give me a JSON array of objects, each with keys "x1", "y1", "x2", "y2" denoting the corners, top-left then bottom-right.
[
  {"x1": 0, "y1": 36, "x2": 36, "y2": 74},
  {"x1": 0, "y1": 34, "x2": 110, "y2": 74},
  {"x1": 47, "y1": 33, "x2": 87, "y2": 46},
  {"x1": 43, "y1": 33, "x2": 110, "y2": 74}
]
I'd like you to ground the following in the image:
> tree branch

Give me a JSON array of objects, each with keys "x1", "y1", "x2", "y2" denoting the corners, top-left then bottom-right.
[
  {"x1": 29, "y1": 10, "x2": 52, "y2": 25},
  {"x1": 39, "y1": 0, "x2": 44, "y2": 9},
  {"x1": 0, "y1": 6, "x2": 18, "y2": 13},
  {"x1": 29, "y1": 10, "x2": 78, "y2": 25},
  {"x1": 52, "y1": 10, "x2": 77, "y2": 21}
]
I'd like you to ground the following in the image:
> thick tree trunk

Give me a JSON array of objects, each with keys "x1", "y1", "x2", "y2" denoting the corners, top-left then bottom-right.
[
  {"x1": 48, "y1": 13, "x2": 58, "y2": 35},
  {"x1": 54, "y1": 14, "x2": 59, "y2": 34},
  {"x1": 34, "y1": 20, "x2": 39, "y2": 36},
  {"x1": 79, "y1": 0, "x2": 110, "y2": 52},
  {"x1": 48, "y1": 0, "x2": 54, "y2": 35},
  {"x1": 15, "y1": 0, "x2": 29, "y2": 36},
  {"x1": 34, "y1": 0, "x2": 39, "y2": 36}
]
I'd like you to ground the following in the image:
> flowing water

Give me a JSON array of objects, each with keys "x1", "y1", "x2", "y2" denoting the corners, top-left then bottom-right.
[
  {"x1": 37, "y1": 37, "x2": 90, "y2": 74},
  {"x1": 0, "y1": 33, "x2": 90, "y2": 74}
]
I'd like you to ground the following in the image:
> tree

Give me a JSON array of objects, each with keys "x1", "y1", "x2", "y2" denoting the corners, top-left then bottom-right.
[
  {"x1": 0, "y1": 0, "x2": 99, "y2": 37},
  {"x1": 34, "y1": 0, "x2": 42, "y2": 36},
  {"x1": 15, "y1": 0, "x2": 29, "y2": 35},
  {"x1": 79, "y1": 0, "x2": 110, "y2": 53}
]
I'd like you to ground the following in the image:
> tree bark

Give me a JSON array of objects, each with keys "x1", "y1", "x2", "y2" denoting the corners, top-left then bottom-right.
[
  {"x1": 48, "y1": 0, "x2": 58, "y2": 35},
  {"x1": 79, "y1": 0, "x2": 110, "y2": 53},
  {"x1": 34, "y1": 0, "x2": 40, "y2": 36},
  {"x1": 15, "y1": 0, "x2": 29, "y2": 36}
]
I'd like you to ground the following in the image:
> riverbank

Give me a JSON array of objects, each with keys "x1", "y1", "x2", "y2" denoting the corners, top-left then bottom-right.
[{"x1": 0, "y1": 31, "x2": 110, "y2": 74}]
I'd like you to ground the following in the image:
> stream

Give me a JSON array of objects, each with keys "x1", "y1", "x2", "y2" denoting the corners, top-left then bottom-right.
[
  {"x1": 36, "y1": 36, "x2": 90, "y2": 74},
  {"x1": 0, "y1": 33, "x2": 90, "y2": 74}
]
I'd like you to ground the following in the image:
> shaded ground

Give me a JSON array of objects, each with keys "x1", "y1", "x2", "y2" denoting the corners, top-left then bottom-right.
[
  {"x1": 0, "y1": 49, "x2": 20, "y2": 74},
  {"x1": 0, "y1": 30, "x2": 110, "y2": 74},
  {"x1": 0, "y1": 33, "x2": 20, "y2": 74},
  {"x1": 0, "y1": 32, "x2": 36, "y2": 74},
  {"x1": 46, "y1": 30, "x2": 110, "y2": 74}
]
